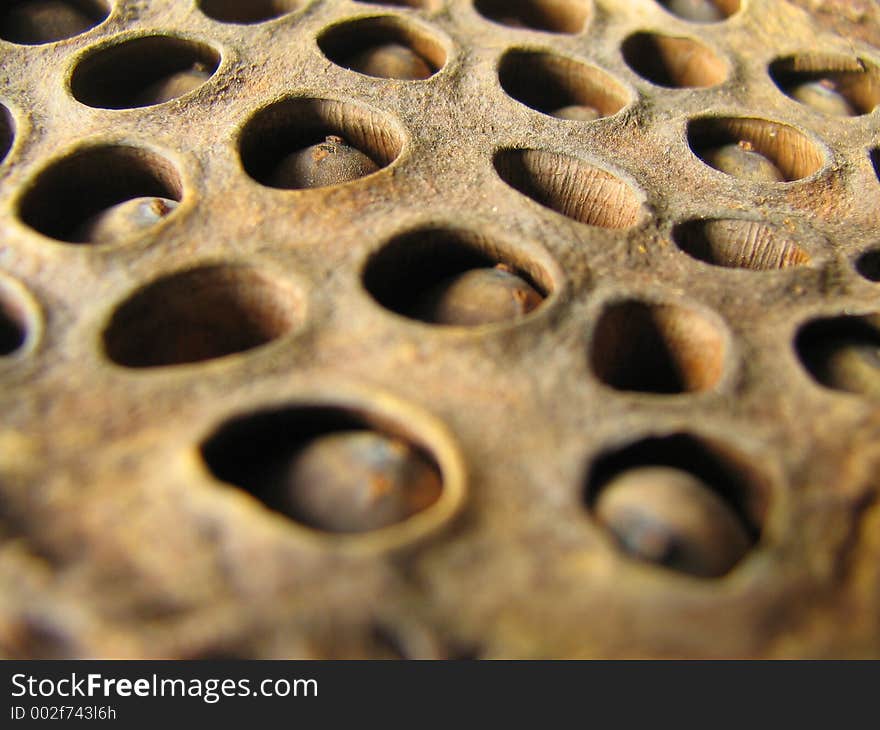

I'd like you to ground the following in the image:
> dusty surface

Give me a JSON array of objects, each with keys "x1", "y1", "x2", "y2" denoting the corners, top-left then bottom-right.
[{"x1": 0, "y1": 0, "x2": 879, "y2": 658}]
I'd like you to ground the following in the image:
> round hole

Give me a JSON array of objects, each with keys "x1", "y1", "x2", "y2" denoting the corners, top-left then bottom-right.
[
  {"x1": 499, "y1": 49, "x2": 629, "y2": 121},
  {"x1": 687, "y1": 116, "x2": 824, "y2": 182},
  {"x1": 622, "y1": 32, "x2": 727, "y2": 88},
  {"x1": 239, "y1": 97, "x2": 404, "y2": 190},
  {"x1": 363, "y1": 227, "x2": 554, "y2": 327},
  {"x1": 856, "y1": 249, "x2": 880, "y2": 282},
  {"x1": 584, "y1": 433, "x2": 765, "y2": 578},
  {"x1": 656, "y1": 0, "x2": 739, "y2": 23},
  {"x1": 474, "y1": 0, "x2": 589, "y2": 33},
  {"x1": 0, "y1": 278, "x2": 32, "y2": 357},
  {"x1": 70, "y1": 35, "x2": 220, "y2": 109},
  {"x1": 795, "y1": 315, "x2": 880, "y2": 397},
  {"x1": 590, "y1": 299, "x2": 727, "y2": 394},
  {"x1": 769, "y1": 54, "x2": 880, "y2": 117},
  {"x1": 494, "y1": 148, "x2": 645, "y2": 229},
  {"x1": 197, "y1": 0, "x2": 301, "y2": 24},
  {"x1": 0, "y1": 0, "x2": 109, "y2": 45},
  {"x1": 0, "y1": 104, "x2": 13, "y2": 164},
  {"x1": 17, "y1": 145, "x2": 183, "y2": 244},
  {"x1": 317, "y1": 16, "x2": 446, "y2": 80},
  {"x1": 673, "y1": 219, "x2": 812, "y2": 270},
  {"x1": 103, "y1": 264, "x2": 302, "y2": 369},
  {"x1": 200, "y1": 404, "x2": 455, "y2": 539}
]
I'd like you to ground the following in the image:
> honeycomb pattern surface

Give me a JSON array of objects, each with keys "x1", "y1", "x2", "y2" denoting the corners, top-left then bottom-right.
[{"x1": 0, "y1": 0, "x2": 879, "y2": 659}]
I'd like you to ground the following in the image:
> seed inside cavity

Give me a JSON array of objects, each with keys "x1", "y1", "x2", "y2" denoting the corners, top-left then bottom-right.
[
  {"x1": 665, "y1": 0, "x2": 724, "y2": 22},
  {"x1": 595, "y1": 466, "x2": 751, "y2": 578},
  {"x1": 132, "y1": 65, "x2": 213, "y2": 106},
  {"x1": 703, "y1": 141, "x2": 784, "y2": 182},
  {"x1": 789, "y1": 80, "x2": 856, "y2": 117},
  {"x1": 72, "y1": 197, "x2": 178, "y2": 244},
  {"x1": 270, "y1": 135, "x2": 379, "y2": 189},
  {"x1": 813, "y1": 341, "x2": 880, "y2": 397},
  {"x1": 550, "y1": 104, "x2": 601, "y2": 122},
  {"x1": 346, "y1": 43, "x2": 433, "y2": 80},
  {"x1": 414, "y1": 264, "x2": 543, "y2": 326},
  {"x1": 271, "y1": 430, "x2": 443, "y2": 533}
]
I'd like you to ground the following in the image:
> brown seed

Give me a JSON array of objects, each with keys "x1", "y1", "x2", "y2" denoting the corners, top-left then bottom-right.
[
  {"x1": 704, "y1": 142, "x2": 785, "y2": 182},
  {"x1": 415, "y1": 264, "x2": 543, "y2": 326},
  {"x1": 665, "y1": 0, "x2": 725, "y2": 23},
  {"x1": 2, "y1": 1, "x2": 94, "y2": 44},
  {"x1": 814, "y1": 341, "x2": 880, "y2": 397},
  {"x1": 789, "y1": 80, "x2": 856, "y2": 117},
  {"x1": 72, "y1": 197, "x2": 178, "y2": 244},
  {"x1": 269, "y1": 135, "x2": 380, "y2": 189},
  {"x1": 346, "y1": 44, "x2": 433, "y2": 80},
  {"x1": 132, "y1": 67, "x2": 212, "y2": 107},
  {"x1": 594, "y1": 466, "x2": 752, "y2": 578},
  {"x1": 550, "y1": 104, "x2": 601, "y2": 122},
  {"x1": 273, "y1": 431, "x2": 443, "y2": 533}
]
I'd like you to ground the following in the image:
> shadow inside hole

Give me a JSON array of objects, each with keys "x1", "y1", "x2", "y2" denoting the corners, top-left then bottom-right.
[
  {"x1": 197, "y1": 0, "x2": 301, "y2": 24},
  {"x1": 769, "y1": 54, "x2": 880, "y2": 116},
  {"x1": 473, "y1": 0, "x2": 589, "y2": 33},
  {"x1": 687, "y1": 116, "x2": 824, "y2": 182},
  {"x1": 590, "y1": 300, "x2": 726, "y2": 394},
  {"x1": 0, "y1": 290, "x2": 28, "y2": 356},
  {"x1": 0, "y1": 105, "x2": 12, "y2": 164},
  {"x1": 796, "y1": 315, "x2": 880, "y2": 397},
  {"x1": 103, "y1": 265, "x2": 300, "y2": 368},
  {"x1": 317, "y1": 16, "x2": 446, "y2": 80},
  {"x1": 494, "y1": 149, "x2": 644, "y2": 228},
  {"x1": 498, "y1": 50, "x2": 629, "y2": 120},
  {"x1": 362, "y1": 228, "x2": 551, "y2": 325},
  {"x1": 673, "y1": 219, "x2": 812, "y2": 270},
  {"x1": 240, "y1": 97, "x2": 403, "y2": 189},
  {"x1": 584, "y1": 433, "x2": 763, "y2": 577},
  {"x1": 17, "y1": 145, "x2": 182, "y2": 243},
  {"x1": 621, "y1": 32, "x2": 727, "y2": 88},
  {"x1": 0, "y1": 0, "x2": 109, "y2": 45},
  {"x1": 656, "y1": 0, "x2": 739, "y2": 23},
  {"x1": 70, "y1": 35, "x2": 220, "y2": 109},
  {"x1": 201, "y1": 406, "x2": 443, "y2": 534},
  {"x1": 856, "y1": 249, "x2": 880, "y2": 282}
]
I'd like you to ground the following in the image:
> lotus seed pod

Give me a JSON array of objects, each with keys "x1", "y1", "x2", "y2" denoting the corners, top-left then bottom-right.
[
  {"x1": 551, "y1": 104, "x2": 601, "y2": 122},
  {"x1": 132, "y1": 67, "x2": 212, "y2": 107},
  {"x1": 595, "y1": 466, "x2": 752, "y2": 578},
  {"x1": 270, "y1": 135, "x2": 380, "y2": 189},
  {"x1": 3, "y1": 1, "x2": 94, "y2": 44},
  {"x1": 814, "y1": 341, "x2": 880, "y2": 397},
  {"x1": 274, "y1": 431, "x2": 443, "y2": 533},
  {"x1": 347, "y1": 44, "x2": 433, "y2": 80},
  {"x1": 415, "y1": 265, "x2": 543, "y2": 326},
  {"x1": 789, "y1": 80, "x2": 856, "y2": 117},
  {"x1": 72, "y1": 197, "x2": 178, "y2": 244},
  {"x1": 704, "y1": 142, "x2": 785, "y2": 182},
  {"x1": 665, "y1": 0, "x2": 725, "y2": 23}
]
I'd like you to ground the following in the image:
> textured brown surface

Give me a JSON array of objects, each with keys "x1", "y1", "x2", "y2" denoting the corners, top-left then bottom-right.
[{"x1": 0, "y1": 0, "x2": 879, "y2": 658}]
